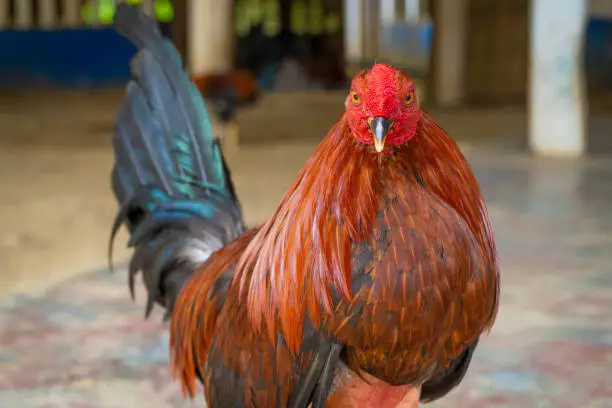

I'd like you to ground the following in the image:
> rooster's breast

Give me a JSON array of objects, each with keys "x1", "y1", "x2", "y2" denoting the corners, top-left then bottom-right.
[{"x1": 328, "y1": 182, "x2": 498, "y2": 386}]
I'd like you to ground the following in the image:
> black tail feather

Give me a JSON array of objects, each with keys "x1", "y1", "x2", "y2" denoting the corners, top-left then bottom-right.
[
  {"x1": 420, "y1": 340, "x2": 479, "y2": 403},
  {"x1": 109, "y1": 3, "x2": 244, "y2": 319}
]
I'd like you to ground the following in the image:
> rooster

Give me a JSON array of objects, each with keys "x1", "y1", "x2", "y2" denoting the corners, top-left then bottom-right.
[{"x1": 109, "y1": 4, "x2": 500, "y2": 408}]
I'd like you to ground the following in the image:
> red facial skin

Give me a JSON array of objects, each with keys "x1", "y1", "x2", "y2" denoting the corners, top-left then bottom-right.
[{"x1": 345, "y1": 63, "x2": 421, "y2": 153}]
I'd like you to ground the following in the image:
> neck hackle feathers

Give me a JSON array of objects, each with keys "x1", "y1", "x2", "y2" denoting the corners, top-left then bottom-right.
[
  {"x1": 223, "y1": 66, "x2": 496, "y2": 354},
  {"x1": 236, "y1": 120, "x2": 381, "y2": 352}
]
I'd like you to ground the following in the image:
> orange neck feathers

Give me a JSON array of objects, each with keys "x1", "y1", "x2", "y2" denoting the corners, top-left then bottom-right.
[{"x1": 234, "y1": 116, "x2": 379, "y2": 351}]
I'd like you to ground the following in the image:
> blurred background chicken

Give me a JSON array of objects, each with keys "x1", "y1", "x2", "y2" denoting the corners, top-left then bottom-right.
[{"x1": 193, "y1": 69, "x2": 262, "y2": 154}]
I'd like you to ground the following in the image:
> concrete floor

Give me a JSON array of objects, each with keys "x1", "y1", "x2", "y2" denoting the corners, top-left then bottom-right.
[{"x1": 0, "y1": 91, "x2": 611, "y2": 407}]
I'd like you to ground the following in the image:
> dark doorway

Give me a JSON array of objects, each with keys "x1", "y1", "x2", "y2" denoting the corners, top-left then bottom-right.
[
  {"x1": 465, "y1": 0, "x2": 529, "y2": 105},
  {"x1": 233, "y1": 0, "x2": 345, "y2": 91}
]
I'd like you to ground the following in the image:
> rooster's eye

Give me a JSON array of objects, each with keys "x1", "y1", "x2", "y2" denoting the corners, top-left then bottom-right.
[
  {"x1": 350, "y1": 90, "x2": 361, "y2": 105},
  {"x1": 404, "y1": 90, "x2": 415, "y2": 105}
]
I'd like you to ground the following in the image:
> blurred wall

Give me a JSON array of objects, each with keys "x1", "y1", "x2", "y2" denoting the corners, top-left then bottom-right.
[
  {"x1": 0, "y1": 28, "x2": 136, "y2": 88},
  {"x1": 0, "y1": 0, "x2": 168, "y2": 88},
  {"x1": 0, "y1": 0, "x2": 610, "y2": 90}
]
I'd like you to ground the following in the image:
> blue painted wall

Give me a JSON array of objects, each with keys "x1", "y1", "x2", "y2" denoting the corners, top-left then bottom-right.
[{"x1": 0, "y1": 28, "x2": 136, "y2": 88}]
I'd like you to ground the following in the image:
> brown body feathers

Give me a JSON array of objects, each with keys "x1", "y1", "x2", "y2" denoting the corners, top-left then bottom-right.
[{"x1": 170, "y1": 110, "x2": 499, "y2": 406}]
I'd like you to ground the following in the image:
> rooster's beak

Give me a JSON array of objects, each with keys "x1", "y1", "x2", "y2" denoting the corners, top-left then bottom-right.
[{"x1": 367, "y1": 117, "x2": 394, "y2": 152}]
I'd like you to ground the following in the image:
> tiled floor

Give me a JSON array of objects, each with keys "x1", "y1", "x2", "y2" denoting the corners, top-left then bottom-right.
[{"x1": 0, "y1": 91, "x2": 611, "y2": 407}]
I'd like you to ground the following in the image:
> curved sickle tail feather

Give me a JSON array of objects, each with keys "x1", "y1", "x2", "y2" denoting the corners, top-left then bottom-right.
[{"x1": 108, "y1": 3, "x2": 245, "y2": 319}]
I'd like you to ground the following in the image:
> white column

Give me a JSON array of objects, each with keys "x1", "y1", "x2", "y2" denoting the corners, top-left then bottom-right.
[
  {"x1": 37, "y1": 0, "x2": 57, "y2": 28},
  {"x1": 61, "y1": 0, "x2": 81, "y2": 27},
  {"x1": 404, "y1": 0, "x2": 421, "y2": 19},
  {"x1": 0, "y1": 0, "x2": 8, "y2": 28},
  {"x1": 529, "y1": 0, "x2": 588, "y2": 156},
  {"x1": 380, "y1": 0, "x2": 395, "y2": 24},
  {"x1": 362, "y1": 0, "x2": 380, "y2": 60},
  {"x1": 187, "y1": 0, "x2": 233, "y2": 76},
  {"x1": 14, "y1": 0, "x2": 33, "y2": 28},
  {"x1": 433, "y1": 0, "x2": 467, "y2": 107},
  {"x1": 344, "y1": 0, "x2": 366, "y2": 64}
]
